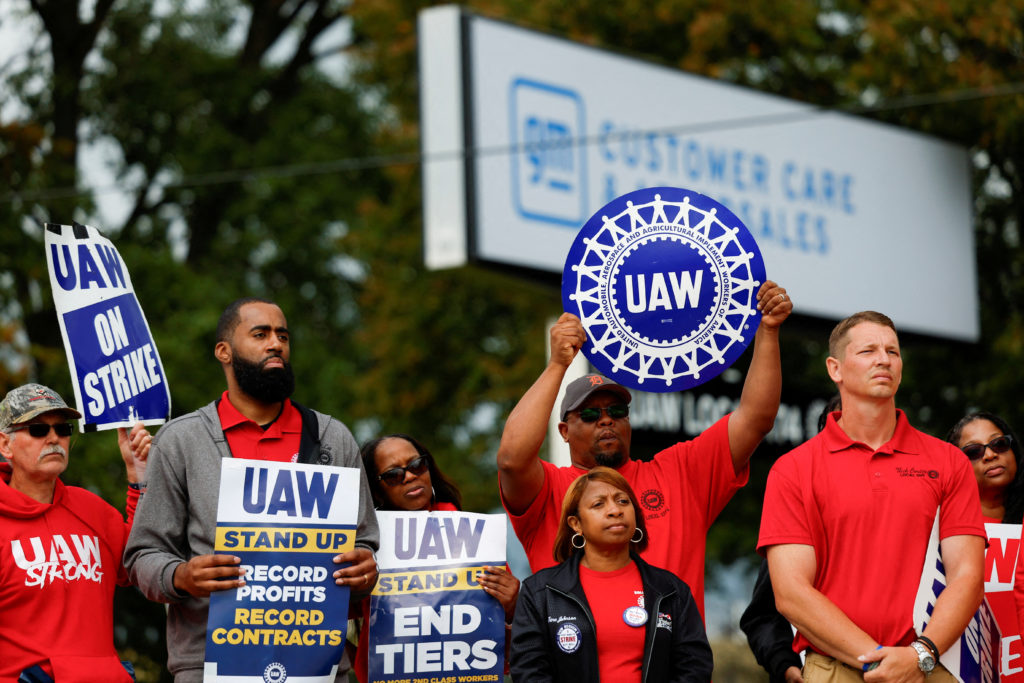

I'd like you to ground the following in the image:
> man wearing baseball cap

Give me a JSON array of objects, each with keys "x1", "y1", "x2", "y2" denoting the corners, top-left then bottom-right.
[
  {"x1": 0, "y1": 383, "x2": 150, "y2": 681},
  {"x1": 497, "y1": 281, "x2": 792, "y2": 618}
]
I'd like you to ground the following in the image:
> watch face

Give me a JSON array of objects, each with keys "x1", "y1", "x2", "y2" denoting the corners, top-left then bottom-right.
[{"x1": 913, "y1": 642, "x2": 936, "y2": 672}]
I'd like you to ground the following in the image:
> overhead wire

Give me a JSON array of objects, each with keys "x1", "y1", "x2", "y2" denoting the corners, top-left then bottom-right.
[{"x1": 2, "y1": 80, "x2": 1023, "y2": 205}]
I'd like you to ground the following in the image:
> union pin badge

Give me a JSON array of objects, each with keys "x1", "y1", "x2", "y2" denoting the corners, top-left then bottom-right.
[{"x1": 561, "y1": 187, "x2": 766, "y2": 392}]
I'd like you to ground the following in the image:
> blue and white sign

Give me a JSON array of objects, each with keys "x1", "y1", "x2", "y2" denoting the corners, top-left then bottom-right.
[
  {"x1": 562, "y1": 187, "x2": 765, "y2": 391},
  {"x1": 914, "y1": 512, "x2": 999, "y2": 683},
  {"x1": 368, "y1": 511, "x2": 507, "y2": 683},
  {"x1": 419, "y1": 6, "x2": 978, "y2": 341},
  {"x1": 44, "y1": 222, "x2": 170, "y2": 431},
  {"x1": 204, "y1": 459, "x2": 361, "y2": 682}
]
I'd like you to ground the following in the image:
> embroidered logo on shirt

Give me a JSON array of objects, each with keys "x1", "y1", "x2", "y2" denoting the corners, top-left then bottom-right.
[
  {"x1": 11, "y1": 534, "x2": 104, "y2": 588},
  {"x1": 895, "y1": 467, "x2": 940, "y2": 480},
  {"x1": 640, "y1": 489, "x2": 665, "y2": 512}
]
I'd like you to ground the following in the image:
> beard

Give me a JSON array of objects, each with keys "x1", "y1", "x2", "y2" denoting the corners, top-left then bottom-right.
[
  {"x1": 232, "y1": 354, "x2": 295, "y2": 403},
  {"x1": 594, "y1": 450, "x2": 626, "y2": 468}
]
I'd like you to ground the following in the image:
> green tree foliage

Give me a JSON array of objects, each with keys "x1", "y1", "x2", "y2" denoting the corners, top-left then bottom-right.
[{"x1": 4, "y1": 0, "x2": 1024, "y2": 679}]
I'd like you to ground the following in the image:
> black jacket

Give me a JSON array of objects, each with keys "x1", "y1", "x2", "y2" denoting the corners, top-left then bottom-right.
[
  {"x1": 510, "y1": 552, "x2": 713, "y2": 683},
  {"x1": 739, "y1": 559, "x2": 801, "y2": 683}
]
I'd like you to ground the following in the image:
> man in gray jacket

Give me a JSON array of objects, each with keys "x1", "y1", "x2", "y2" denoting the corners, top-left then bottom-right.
[{"x1": 125, "y1": 297, "x2": 379, "y2": 682}]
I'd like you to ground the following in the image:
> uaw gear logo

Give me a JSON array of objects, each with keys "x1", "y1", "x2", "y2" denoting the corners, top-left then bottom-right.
[
  {"x1": 263, "y1": 662, "x2": 287, "y2": 683},
  {"x1": 562, "y1": 187, "x2": 766, "y2": 392},
  {"x1": 11, "y1": 534, "x2": 104, "y2": 588}
]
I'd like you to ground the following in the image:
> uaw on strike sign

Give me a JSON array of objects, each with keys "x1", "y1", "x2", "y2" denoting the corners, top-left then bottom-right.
[
  {"x1": 44, "y1": 222, "x2": 170, "y2": 430},
  {"x1": 914, "y1": 517, "x2": 1024, "y2": 682},
  {"x1": 204, "y1": 459, "x2": 360, "y2": 682},
  {"x1": 368, "y1": 511, "x2": 507, "y2": 683},
  {"x1": 562, "y1": 186, "x2": 767, "y2": 392}
]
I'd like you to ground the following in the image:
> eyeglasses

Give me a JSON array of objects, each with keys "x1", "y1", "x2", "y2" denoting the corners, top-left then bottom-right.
[
  {"x1": 961, "y1": 434, "x2": 1013, "y2": 461},
  {"x1": 10, "y1": 423, "x2": 74, "y2": 438},
  {"x1": 576, "y1": 404, "x2": 630, "y2": 423},
  {"x1": 378, "y1": 455, "x2": 430, "y2": 486}
]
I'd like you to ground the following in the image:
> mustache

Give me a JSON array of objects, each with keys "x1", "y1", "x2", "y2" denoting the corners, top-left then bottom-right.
[{"x1": 40, "y1": 444, "x2": 67, "y2": 460}]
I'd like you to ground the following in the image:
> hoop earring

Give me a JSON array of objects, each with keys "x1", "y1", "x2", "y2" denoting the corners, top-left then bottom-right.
[
  {"x1": 571, "y1": 533, "x2": 586, "y2": 549},
  {"x1": 631, "y1": 528, "x2": 644, "y2": 544},
  {"x1": 431, "y1": 486, "x2": 437, "y2": 502}
]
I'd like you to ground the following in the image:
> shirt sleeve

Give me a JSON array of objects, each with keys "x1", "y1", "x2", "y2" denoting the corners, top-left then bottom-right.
[
  {"x1": 757, "y1": 454, "x2": 813, "y2": 553},
  {"x1": 653, "y1": 414, "x2": 748, "y2": 528},
  {"x1": 938, "y1": 444, "x2": 987, "y2": 540}
]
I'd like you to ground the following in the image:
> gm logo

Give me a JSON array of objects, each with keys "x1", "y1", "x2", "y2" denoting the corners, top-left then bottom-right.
[{"x1": 509, "y1": 78, "x2": 587, "y2": 227}]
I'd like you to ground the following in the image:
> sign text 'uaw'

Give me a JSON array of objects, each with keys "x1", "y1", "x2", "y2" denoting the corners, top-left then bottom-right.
[{"x1": 44, "y1": 222, "x2": 170, "y2": 431}]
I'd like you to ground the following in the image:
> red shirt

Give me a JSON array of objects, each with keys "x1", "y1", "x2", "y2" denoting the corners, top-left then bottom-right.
[
  {"x1": 503, "y1": 414, "x2": 743, "y2": 617},
  {"x1": 758, "y1": 411, "x2": 985, "y2": 654},
  {"x1": 216, "y1": 391, "x2": 302, "y2": 462},
  {"x1": 579, "y1": 561, "x2": 645, "y2": 683}
]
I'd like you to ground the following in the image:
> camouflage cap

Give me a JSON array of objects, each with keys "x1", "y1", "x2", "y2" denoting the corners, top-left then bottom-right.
[{"x1": 0, "y1": 384, "x2": 81, "y2": 431}]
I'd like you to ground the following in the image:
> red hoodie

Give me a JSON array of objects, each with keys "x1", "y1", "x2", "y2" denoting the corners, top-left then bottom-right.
[{"x1": 0, "y1": 462, "x2": 139, "y2": 682}]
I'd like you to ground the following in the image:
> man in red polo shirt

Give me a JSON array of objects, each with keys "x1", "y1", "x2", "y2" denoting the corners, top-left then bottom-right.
[
  {"x1": 126, "y1": 297, "x2": 379, "y2": 682},
  {"x1": 759, "y1": 311, "x2": 985, "y2": 681},
  {"x1": 497, "y1": 280, "x2": 792, "y2": 618}
]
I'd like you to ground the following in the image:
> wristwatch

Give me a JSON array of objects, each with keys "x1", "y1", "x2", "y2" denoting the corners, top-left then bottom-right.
[{"x1": 911, "y1": 641, "x2": 936, "y2": 674}]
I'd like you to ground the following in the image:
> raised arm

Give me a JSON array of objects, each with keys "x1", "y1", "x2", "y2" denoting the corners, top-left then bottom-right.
[
  {"x1": 117, "y1": 421, "x2": 151, "y2": 486},
  {"x1": 728, "y1": 280, "x2": 791, "y2": 473},
  {"x1": 496, "y1": 313, "x2": 585, "y2": 515},
  {"x1": 767, "y1": 543, "x2": 879, "y2": 668}
]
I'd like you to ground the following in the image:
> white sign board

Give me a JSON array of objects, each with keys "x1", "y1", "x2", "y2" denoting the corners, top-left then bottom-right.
[{"x1": 419, "y1": 6, "x2": 978, "y2": 341}]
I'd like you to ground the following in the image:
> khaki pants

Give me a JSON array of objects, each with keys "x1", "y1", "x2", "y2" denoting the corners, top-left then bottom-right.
[{"x1": 804, "y1": 651, "x2": 957, "y2": 682}]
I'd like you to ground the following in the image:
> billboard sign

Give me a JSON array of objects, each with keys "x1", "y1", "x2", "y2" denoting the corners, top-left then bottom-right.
[{"x1": 419, "y1": 6, "x2": 977, "y2": 341}]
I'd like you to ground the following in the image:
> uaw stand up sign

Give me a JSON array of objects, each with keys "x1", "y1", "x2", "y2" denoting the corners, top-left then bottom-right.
[{"x1": 562, "y1": 187, "x2": 766, "y2": 392}]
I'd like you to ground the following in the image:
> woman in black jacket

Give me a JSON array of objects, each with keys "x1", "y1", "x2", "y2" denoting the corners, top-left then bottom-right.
[{"x1": 510, "y1": 466, "x2": 712, "y2": 682}]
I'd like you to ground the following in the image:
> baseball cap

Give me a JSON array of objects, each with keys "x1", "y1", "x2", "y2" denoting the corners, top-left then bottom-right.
[
  {"x1": 560, "y1": 374, "x2": 632, "y2": 420},
  {"x1": 0, "y1": 384, "x2": 82, "y2": 431}
]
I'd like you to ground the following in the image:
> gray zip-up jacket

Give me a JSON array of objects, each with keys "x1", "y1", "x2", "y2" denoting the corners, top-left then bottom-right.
[{"x1": 124, "y1": 400, "x2": 379, "y2": 681}]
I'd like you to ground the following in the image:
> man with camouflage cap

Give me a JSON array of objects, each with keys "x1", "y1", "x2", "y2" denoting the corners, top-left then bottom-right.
[{"x1": 0, "y1": 383, "x2": 150, "y2": 681}]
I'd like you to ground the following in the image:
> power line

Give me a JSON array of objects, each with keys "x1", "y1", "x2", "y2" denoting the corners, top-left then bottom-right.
[{"x1": 3, "y1": 80, "x2": 1023, "y2": 205}]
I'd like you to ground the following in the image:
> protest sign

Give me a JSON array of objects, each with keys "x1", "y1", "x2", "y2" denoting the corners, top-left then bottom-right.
[
  {"x1": 368, "y1": 511, "x2": 507, "y2": 683},
  {"x1": 204, "y1": 459, "x2": 361, "y2": 682},
  {"x1": 914, "y1": 514, "x2": 1001, "y2": 683},
  {"x1": 44, "y1": 222, "x2": 170, "y2": 431},
  {"x1": 985, "y1": 524, "x2": 1024, "y2": 681},
  {"x1": 561, "y1": 186, "x2": 766, "y2": 392}
]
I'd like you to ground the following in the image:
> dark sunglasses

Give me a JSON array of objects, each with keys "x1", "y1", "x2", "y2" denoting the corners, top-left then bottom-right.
[
  {"x1": 378, "y1": 455, "x2": 430, "y2": 486},
  {"x1": 961, "y1": 434, "x2": 1013, "y2": 461},
  {"x1": 577, "y1": 404, "x2": 630, "y2": 423},
  {"x1": 11, "y1": 423, "x2": 74, "y2": 438}
]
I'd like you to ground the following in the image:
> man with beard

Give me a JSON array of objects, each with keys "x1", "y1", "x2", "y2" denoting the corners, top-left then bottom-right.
[
  {"x1": 497, "y1": 281, "x2": 791, "y2": 618},
  {"x1": 0, "y1": 383, "x2": 149, "y2": 680},
  {"x1": 125, "y1": 298, "x2": 379, "y2": 682}
]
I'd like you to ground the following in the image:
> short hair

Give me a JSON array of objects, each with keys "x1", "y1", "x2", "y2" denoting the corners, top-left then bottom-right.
[
  {"x1": 552, "y1": 466, "x2": 649, "y2": 563},
  {"x1": 216, "y1": 297, "x2": 276, "y2": 343},
  {"x1": 360, "y1": 434, "x2": 463, "y2": 511},
  {"x1": 828, "y1": 311, "x2": 897, "y2": 359},
  {"x1": 946, "y1": 411, "x2": 1024, "y2": 524}
]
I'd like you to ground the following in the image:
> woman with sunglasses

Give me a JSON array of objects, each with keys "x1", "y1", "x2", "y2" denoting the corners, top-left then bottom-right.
[
  {"x1": 350, "y1": 434, "x2": 520, "y2": 682},
  {"x1": 511, "y1": 466, "x2": 712, "y2": 683},
  {"x1": 947, "y1": 412, "x2": 1023, "y2": 524}
]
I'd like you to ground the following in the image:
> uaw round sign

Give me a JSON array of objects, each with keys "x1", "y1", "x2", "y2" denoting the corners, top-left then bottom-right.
[{"x1": 562, "y1": 187, "x2": 766, "y2": 392}]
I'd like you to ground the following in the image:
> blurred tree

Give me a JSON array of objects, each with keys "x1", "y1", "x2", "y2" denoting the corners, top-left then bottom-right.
[{"x1": 3, "y1": 0, "x2": 1024, "y2": 679}]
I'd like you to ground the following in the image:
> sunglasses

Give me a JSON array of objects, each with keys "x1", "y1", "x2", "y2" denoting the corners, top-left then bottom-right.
[
  {"x1": 961, "y1": 434, "x2": 1013, "y2": 461},
  {"x1": 577, "y1": 404, "x2": 630, "y2": 423},
  {"x1": 378, "y1": 455, "x2": 430, "y2": 486},
  {"x1": 11, "y1": 423, "x2": 74, "y2": 438}
]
